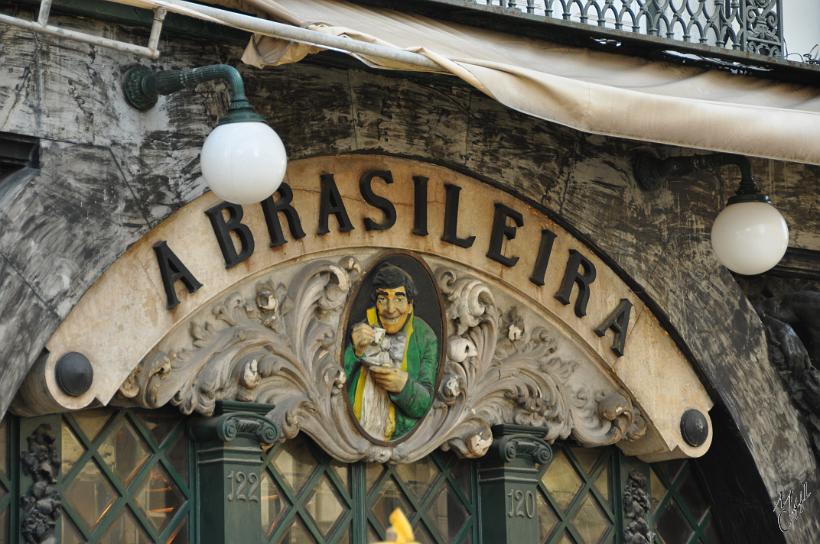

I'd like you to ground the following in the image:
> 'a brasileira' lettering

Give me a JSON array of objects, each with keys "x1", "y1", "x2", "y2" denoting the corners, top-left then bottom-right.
[{"x1": 152, "y1": 168, "x2": 631, "y2": 354}]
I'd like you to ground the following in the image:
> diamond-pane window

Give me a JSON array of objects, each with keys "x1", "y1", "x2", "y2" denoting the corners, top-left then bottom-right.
[
  {"x1": 273, "y1": 438, "x2": 317, "y2": 493},
  {"x1": 678, "y1": 472, "x2": 709, "y2": 523},
  {"x1": 60, "y1": 514, "x2": 85, "y2": 544},
  {"x1": 305, "y1": 475, "x2": 345, "y2": 536},
  {"x1": 135, "y1": 464, "x2": 185, "y2": 534},
  {"x1": 73, "y1": 410, "x2": 110, "y2": 442},
  {"x1": 136, "y1": 411, "x2": 178, "y2": 447},
  {"x1": 395, "y1": 457, "x2": 439, "y2": 500},
  {"x1": 571, "y1": 447, "x2": 599, "y2": 474},
  {"x1": 372, "y1": 478, "x2": 413, "y2": 528},
  {"x1": 0, "y1": 419, "x2": 6, "y2": 475},
  {"x1": 167, "y1": 436, "x2": 189, "y2": 487},
  {"x1": 61, "y1": 425, "x2": 85, "y2": 477},
  {"x1": 571, "y1": 494, "x2": 609, "y2": 543},
  {"x1": 102, "y1": 509, "x2": 151, "y2": 543},
  {"x1": 366, "y1": 463, "x2": 383, "y2": 491},
  {"x1": 537, "y1": 491, "x2": 558, "y2": 543},
  {"x1": 594, "y1": 467, "x2": 609, "y2": 503},
  {"x1": 656, "y1": 499, "x2": 692, "y2": 544},
  {"x1": 100, "y1": 418, "x2": 151, "y2": 485},
  {"x1": 279, "y1": 517, "x2": 315, "y2": 544},
  {"x1": 428, "y1": 485, "x2": 469, "y2": 542},
  {"x1": 541, "y1": 451, "x2": 583, "y2": 512},
  {"x1": 64, "y1": 459, "x2": 117, "y2": 529},
  {"x1": 650, "y1": 469, "x2": 667, "y2": 512},
  {"x1": 261, "y1": 471, "x2": 288, "y2": 537}
]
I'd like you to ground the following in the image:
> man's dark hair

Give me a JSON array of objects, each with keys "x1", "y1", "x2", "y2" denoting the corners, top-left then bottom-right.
[{"x1": 371, "y1": 263, "x2": 417, "y2": 302}]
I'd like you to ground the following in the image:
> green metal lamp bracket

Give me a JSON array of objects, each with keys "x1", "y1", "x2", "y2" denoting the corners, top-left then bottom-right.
[
  {"x1": 632, "y1": 151, "x2": 769, "y2": 204},
  {"x1": 123, "y1": 64, "x2": 265, "y2": 124}
]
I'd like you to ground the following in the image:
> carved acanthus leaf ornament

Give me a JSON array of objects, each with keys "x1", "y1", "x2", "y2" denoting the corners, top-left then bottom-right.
[{"x1": 119, "y1": 256, "x2": 646, "y2": 462}]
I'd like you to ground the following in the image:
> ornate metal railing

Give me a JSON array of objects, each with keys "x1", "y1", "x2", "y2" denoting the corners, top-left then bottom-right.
[{"x1": 470, "y1": 1, "x2": 783, "y2": 56}]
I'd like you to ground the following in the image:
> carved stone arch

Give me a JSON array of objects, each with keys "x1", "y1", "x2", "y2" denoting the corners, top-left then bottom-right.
[{"x1": 13, "y1": 155, "x2": 712, "y2": 464}]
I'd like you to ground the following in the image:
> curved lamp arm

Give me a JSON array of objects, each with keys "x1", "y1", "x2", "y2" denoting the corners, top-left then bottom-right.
[
  {"x1": 632, "y1": 152, "x2": 769, "y2": 204},
  {"x1": 123, "y1": 64, "x2": 264, "y2": 124}
]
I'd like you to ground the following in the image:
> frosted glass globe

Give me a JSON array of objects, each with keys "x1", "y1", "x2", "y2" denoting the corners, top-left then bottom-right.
[
  {"x1": 200, "y1": 121, "x2": 287, "y2": 205},
  {"x1": 710, "y1": 201, "x2": 789, "y2": 275}
]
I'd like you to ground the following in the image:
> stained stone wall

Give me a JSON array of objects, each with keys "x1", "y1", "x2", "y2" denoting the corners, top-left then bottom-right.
[{"x1": 0, "y1": 11, "x2": 818, "y2": 543}]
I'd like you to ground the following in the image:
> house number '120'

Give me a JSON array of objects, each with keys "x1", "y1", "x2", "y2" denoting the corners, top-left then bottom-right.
[
  {"x1": 226, "y1": 471, "x2": 260, "y2": 502},
  {"x1": 507, "y1": 490, "x2": 536, "y2": 519}
]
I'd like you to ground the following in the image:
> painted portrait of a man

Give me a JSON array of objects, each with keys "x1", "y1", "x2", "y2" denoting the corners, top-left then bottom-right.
[{"x1": 343, "y1": 263, "x2": 440, "y2": 441}]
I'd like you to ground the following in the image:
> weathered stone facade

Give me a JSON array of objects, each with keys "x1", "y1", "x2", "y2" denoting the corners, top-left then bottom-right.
[{"x1": 0, "y1": 10, "x2": 818, "y2": 542}]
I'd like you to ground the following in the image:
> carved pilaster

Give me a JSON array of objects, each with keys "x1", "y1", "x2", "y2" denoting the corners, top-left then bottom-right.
[
  {"x1": 20, "y1": 423, "x2": 60, "y2": 544},
  {"x1": 189, "y1": 403, "x2": 280, "y2": 544},
  {"x1": 478, "y1": 425, "x2": 552, "y2": 543},
  {"x1": 623, "y1": 470, "x2": 652, "y2": 544}
]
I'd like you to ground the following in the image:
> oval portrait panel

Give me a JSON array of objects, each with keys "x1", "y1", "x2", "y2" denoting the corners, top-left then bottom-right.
[{"x1": 341, "y1": 253, "x2": 445, "y2": 444}]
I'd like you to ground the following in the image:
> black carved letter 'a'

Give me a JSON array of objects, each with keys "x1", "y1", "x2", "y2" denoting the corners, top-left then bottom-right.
[{"x1": 153, "y1": 241, "x2": 203, "y2": 309}]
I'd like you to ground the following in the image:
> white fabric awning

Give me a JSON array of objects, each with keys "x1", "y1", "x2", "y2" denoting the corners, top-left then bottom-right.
[{"x1": 231, "y1": 0, "x2": 820, "y2": 166}]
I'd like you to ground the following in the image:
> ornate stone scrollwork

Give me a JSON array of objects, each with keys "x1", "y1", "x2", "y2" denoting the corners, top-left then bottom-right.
[{"x1": 119, "y1": 255, "x2": 647, "y2": 462}]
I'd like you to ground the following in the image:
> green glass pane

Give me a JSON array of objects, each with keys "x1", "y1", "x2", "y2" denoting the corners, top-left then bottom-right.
[
  {"x1": 413, "y1": 524, "x2": 435, "y2": 544},
  {"x1": 73, "y1": 409, "x2": 110, "y2": 442},
  {"x1": 571, "y1": 495, "x2": 609, "y2": 543},
  {"x1": 541, "y1": 451, "x2": 582, "y2": 512},
  {"x1": 272, "y1": 438, "x2": 317, "y2": 493},
  {"x1": 99, "y1": 417, "x2": 151, "y2": 486},
  {"x1": 372, "y1": 479, "x2": 412, "y2": 531},
  {"x1": 64, "y1": 459, "x2": 117, "y2": 529},
  {"x1": 61, "y1": 424, "x2": 85, "y2": 477},
  {"x1": 305, "y1": 475, "x2": 345, "y2": 536},
  {"x1": 678, "y1": 472, "x2": 709, "y2": 523},
  {"x1": 427, "y1": 485, "x2": 469, "y2": 543},
  {"x1": 330, "y1": 458, "x2": 349, "y2": 492},
  {"x1": 656, "y1": 499, "x2": 692, "y2": 544},
  {"x1": 278, "y1": 517, "x2": 315, "y2": 544},
  {"x1": 169, "y1": 518, "x2": 189, "y2": 543},
  {"x1": 0, "y1": 418, "x2": 7, "y2": 476},
  {"x1": 135, "y1": 463, "x2": 185, "y2": 534},
  {"x1": 537, "y1": 490, "x2": 558, "y2": 543},
  {"x1": 60, "y1": 514, "x2": 85, "y2": 544},
  {"x1": 368, "y1": 526, "x2": 380, "y2": 543},
  {"x1": 135, "y1": 411, "x2": 178, "y2": 447},
  {"x1": 703, "y1": 519, "x2": 722, "y2": 543},
  {"x1": 335, "y1": 526, "x2": 350, "y2": 544},
  {"x1": 366, "y1": 463, "x2": 383, "y2": 492},
  {"x1": 167, "y1": 435, "x2": 189, "y2": 487},
  {"x1": 395, "y1": 457, "x2": 439, "y2": 500},
  {"x1": 655, "y1": 461, "x2": 683, "y2": 485},
  {"x1": 261, "y1": 471, "x2": 288, "y2": 537},
  {"x1": 650, "y1": 469, "x2": 667, "y2": 512},
  {"x1": 570, "y1": 448, "x2": 599, "y2": 475},
  {"x1": 0, "y1": 507, "x2": 6, "y2": 544},
  {"x1": 101, "y1": 509, "x2": 151, "y2": 544},
  {"x1": 449, "y1": 458, "x2": 472, "y2": 498},
  {"x1": 594, "y1": 466, "x2": 609, "y2": 503}
]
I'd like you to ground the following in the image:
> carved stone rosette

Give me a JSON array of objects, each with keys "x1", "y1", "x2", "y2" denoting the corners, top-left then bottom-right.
[{"x1": 118, "y1": 254, "x2": 647, "y2": 463}]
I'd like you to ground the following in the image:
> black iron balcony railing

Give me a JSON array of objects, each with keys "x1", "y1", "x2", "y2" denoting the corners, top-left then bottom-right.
[{"x1": 469, "y1": 0, "x2": 783, "y2": 56}]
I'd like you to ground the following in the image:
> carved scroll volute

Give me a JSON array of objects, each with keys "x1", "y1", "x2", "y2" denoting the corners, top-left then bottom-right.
[{"x1": 120, "y1": 256, "x2": 648, "y2": 463}]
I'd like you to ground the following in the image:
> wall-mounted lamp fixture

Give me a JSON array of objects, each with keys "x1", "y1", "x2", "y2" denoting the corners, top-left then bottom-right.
[
  {"x1": 633, "y1": 152, "x2": 789, "y2": 275},
  {"x1": 123, "y1": 64, "x2": 286, "y2": 205}
]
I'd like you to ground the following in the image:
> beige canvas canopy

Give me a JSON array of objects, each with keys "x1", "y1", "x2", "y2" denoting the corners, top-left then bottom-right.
[{"x1": 229, "y1": 0, "x2": 820, "y2": 166}]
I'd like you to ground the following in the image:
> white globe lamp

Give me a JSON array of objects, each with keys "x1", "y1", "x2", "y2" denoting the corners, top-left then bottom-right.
[
  {"x1": 200, "y1": 120, "x2": 287, "y2": 205},
  {"x1": 710, "y1": 194, "x2": 789, "y2": 276}
]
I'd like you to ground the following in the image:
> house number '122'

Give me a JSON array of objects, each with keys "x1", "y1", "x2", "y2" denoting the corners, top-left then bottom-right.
[
  {"x1": 507, "y1": 490, "x2": 536, "y2": 519},
  {"x1": 226, "y1": 471, "x2": 260, "y2": 502}
]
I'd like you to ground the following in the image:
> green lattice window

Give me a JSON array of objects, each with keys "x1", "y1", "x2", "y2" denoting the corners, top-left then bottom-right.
[
  {"x1": 536, "y1": 445, "x2": 616, "y2": 544},
  {"x1": 365, "y1": 450, "x2": 477, "y2": 543},
  {"x1": 259, "y1": 435, "x2": 478, "y2": 543},
  {"x1": 650, "y1": 461, "x2": 722, "y2": 544},
  {"x1": 57, "y1": 408, "x2": 193, "y2": 543}
]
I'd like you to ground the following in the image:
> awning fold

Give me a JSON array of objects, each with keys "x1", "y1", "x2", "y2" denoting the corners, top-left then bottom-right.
[{"x1": 233, "y1": 0, "x2": 820, "y2": 165}]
